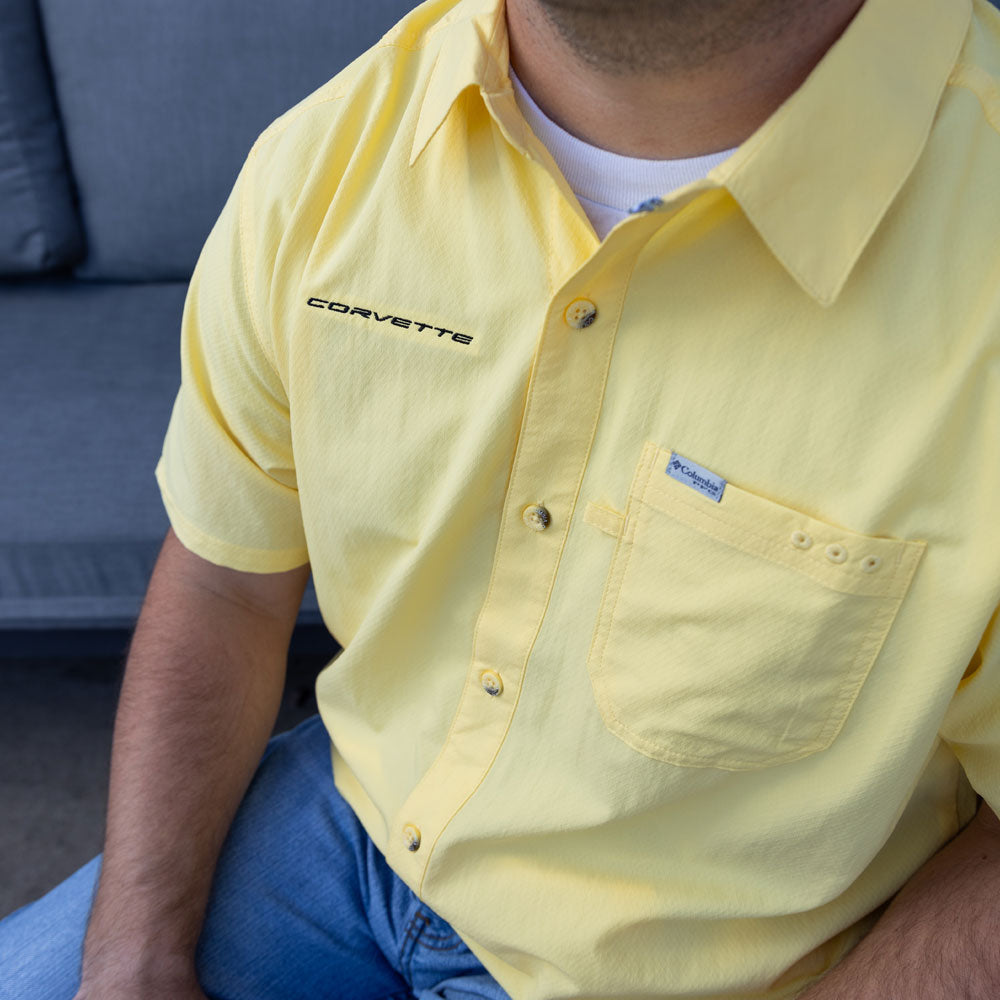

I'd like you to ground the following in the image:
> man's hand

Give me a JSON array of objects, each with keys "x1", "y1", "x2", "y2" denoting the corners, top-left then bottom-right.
[
  {"x1": 798, "y1": 800, "x2": 1000, "y2": 999},
  {"x1": 73, "y1": 528, "x2": 310, "y2": 998}
]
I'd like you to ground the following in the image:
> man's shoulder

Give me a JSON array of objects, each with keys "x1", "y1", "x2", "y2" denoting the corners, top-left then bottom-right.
[{"x1": 245, "y1": 0, "x2": 464, "y2": 187}]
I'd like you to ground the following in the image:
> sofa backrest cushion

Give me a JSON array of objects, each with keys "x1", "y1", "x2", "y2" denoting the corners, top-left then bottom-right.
[
  {"x1": 0, "y1": 0, "x2": 85, "y2": 274},
  {"x1": 38, "y1": 0, "x2": 416, "y2": 281}
]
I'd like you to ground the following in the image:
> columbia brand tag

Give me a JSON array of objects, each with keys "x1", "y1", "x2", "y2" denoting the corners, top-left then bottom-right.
[{"x1": 666, "y1": 452, "x2": 726, "y2": 502}]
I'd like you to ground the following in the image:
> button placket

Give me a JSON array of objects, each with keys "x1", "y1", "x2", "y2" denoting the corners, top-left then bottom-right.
[{"x1": 390, "y1": 235, "x2": 643, "y2": 890}]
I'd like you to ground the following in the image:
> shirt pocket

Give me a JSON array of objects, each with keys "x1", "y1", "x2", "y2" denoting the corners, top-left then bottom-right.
[{"x1": 586, "y1": 442, "x2": 926, "y2": 770}]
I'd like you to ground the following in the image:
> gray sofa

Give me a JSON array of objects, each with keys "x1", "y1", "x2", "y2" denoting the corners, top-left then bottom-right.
[{"x1": 1, "y1": 0, "x2": 414, "y2": 639}]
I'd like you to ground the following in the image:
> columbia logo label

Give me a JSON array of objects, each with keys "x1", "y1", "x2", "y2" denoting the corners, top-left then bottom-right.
[{"x1": 665, "y1": 452, "x2": 726, "y2": 503}]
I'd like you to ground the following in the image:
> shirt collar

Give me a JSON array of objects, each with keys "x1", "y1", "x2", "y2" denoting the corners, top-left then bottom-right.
[
  {"x1": 410, "y1": 0, "x2": 972, "y2": 305},
  {"x1": 410, "y1": 0, "x2": 515, "y2": 164},
  {"x1": 714, "y1": 0, "x2": 971, "y2": 305}
]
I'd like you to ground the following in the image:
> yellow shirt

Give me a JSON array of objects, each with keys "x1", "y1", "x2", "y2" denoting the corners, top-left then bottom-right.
[{"x1": 155, "y1": 0, "x2": 1000, "y2": 995}]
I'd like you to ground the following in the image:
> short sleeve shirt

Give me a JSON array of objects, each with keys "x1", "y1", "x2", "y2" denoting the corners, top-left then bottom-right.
[{"x1": 155, "y1": 0, "x2": 1000, "y2": 996}]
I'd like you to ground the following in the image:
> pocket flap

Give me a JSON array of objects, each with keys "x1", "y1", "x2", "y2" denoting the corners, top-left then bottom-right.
[{"x1": 638, "y1": 443, "x2": 925, "y2": 600}]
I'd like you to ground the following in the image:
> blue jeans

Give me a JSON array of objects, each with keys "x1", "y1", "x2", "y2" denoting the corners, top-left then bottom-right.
[{"x1": 0, "y1": 715, "x2": 510, "y2": 1000}]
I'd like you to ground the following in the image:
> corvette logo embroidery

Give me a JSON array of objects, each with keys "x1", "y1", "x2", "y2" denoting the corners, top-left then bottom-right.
[{"x1": 305, "y1": 297, "x2": 474, "y2": 346}]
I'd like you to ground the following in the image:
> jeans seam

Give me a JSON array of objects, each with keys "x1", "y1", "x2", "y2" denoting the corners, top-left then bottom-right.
[
  {"x1": 398, "y1": 909, "x2": 430, "y2": 979},
  {"x1": 398, "y1": 906, "x2": 467, "y2": 983},
  {"x1": 416, "y1": 928, "x2": 463, "y2": 952}
]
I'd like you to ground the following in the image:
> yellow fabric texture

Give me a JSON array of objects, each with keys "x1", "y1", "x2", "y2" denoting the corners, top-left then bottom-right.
[{"x1": 155, "y1": 0, "x2": 1000, "y2": 996}]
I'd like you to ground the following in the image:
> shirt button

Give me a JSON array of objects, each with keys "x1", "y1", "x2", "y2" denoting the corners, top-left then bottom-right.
[
  {"x1": 790, "y1": 530, "x2": 813, "y2": 550},
  {"x1": 861, "y1": 555, "x2": 882, "y2": 573},
  {"x1": 629, "y1": 196, "x2": 665, "y2": 214},
  {"x1": 480, "y1": 669, "x2": 504, "y2": 696},
  {"x1": 825, "y1": 543, "x2": 848, "y2": 564},
  {"x1": 403, "y1": 823, "x2": 422, "y2": 852},
  {"x1": 564, "y1": 298, "x2": 597, "y2": 329},
  {"x1": 522, "y1": 504, "x2": 551, "y2": 531}
]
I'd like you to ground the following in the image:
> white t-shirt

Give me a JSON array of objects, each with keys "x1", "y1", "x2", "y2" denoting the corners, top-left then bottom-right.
[{"x1": 510, "y1": 68, "x2": 736, "y2": 239}]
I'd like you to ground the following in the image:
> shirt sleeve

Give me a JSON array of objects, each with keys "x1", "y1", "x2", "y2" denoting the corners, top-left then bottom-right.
[
  {"x1": 940, "y1": 603, "x2": 1000, "y2": 815},
  {"x1": 155, "y1": 144, "x2": 309, "y2": 573}
]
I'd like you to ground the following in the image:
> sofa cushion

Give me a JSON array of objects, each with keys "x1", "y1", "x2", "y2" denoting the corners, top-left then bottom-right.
[
  {"x1": 0, "y1": 0, "x2": 84, "y2": 274},
  {"x1": 0, "y1": 277, "x2": 320, "y2": 627},
  {"x1": 1, "y1": 279, "x2": 182, "y2": 626},
  {"x1": 37, "y1": 0, "x2": 415, "y2": 281}
]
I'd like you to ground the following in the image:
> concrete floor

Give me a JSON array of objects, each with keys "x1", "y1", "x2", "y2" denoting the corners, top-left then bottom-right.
[{"x1": 0, "y1": 639, "x2": 334, "y2": 919}]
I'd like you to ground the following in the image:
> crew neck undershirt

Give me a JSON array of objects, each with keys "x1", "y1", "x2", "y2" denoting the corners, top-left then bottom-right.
[{"x1": 509, "y1": 68, "x2": 737, "y2": 240}]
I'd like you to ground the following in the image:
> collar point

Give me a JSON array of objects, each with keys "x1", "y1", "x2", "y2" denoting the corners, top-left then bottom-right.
[{"x1": 794, "y1": 270, "x2": 849, "y2": 308}]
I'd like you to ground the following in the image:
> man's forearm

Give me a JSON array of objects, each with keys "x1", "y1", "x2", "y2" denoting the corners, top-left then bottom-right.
[
  {"x1": 799, "y1": 802, "x2": 1000, "y2": 999},
  {"x1": 78, "y1": 532, "x2": 308, "y2": 992}
]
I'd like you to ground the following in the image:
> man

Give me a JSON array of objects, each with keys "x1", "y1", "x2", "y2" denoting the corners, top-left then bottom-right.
[{"x1": 2, "y1": 0, "x2": 999, "y2": 997}]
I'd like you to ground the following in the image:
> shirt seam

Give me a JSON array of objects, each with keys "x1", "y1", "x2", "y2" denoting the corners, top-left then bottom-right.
[
  {"x1": 237, "y1": 144, "x2": 279, "y2": 375},
  {"x1": 252, "y1": 13, "x2": 477, "y2": 154},
  {"x1": 252, "y1": 26, "x2": 444, "y2": 152},
  {"x1": 255, "y1": 94, "x2": 349, "y2": 151}
]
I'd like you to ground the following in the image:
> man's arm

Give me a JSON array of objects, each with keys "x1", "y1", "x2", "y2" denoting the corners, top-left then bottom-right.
[
  {"x1": 74, "y1": 528, "x2": 310, "y2": 999},
  {"x1": 799, "y1": 801, "x2": 1000, "y2": 999}
]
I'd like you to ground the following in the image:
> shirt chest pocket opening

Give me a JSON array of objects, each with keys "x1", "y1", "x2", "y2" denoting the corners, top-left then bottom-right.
[{"x1": 586, "y1": 442, "x2": 926, "y2": 771}]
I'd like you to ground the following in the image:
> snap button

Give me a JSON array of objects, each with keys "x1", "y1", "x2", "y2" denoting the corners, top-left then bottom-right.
[
  {"x1": 480, "y1": 669, "x2": 503, "y2": 697},
  {"x1": 825, "y1": 543, "x2": 848, "y2": 564},
  {"x1": 564, "y1": 298, "x2": 597, "y2": 329},
  {"x1": 861, "y1": 555, "x2": 882, "y2": 573},
  {"x1": 522, "y1": 504, "x2": 551, "y2": 531},
  {"x1": 790, "y1": 531, "x2": 813, "y2": 550},
  {"x1": 403, "y1": 823, "x2": 422, "y2": 852}
]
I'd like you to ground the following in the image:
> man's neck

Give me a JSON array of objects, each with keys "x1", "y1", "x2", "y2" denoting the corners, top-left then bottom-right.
[{"x1": 505, "y1": 0, "x2": 866, "y2": 159}]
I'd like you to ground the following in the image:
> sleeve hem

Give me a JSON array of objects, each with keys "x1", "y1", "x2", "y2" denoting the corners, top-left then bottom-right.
[{"x1": 156, "y1": 461, "x2": 310, "y2": 574}]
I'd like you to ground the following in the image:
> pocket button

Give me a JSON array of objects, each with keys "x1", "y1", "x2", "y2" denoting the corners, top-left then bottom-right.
[
  {"x1": 790, "y1": 530, "x2": 813, "y2": 550},
  {"x1": 825, "y1": 543, "x2": 848, "y2": 564},
  {"x1": 861, "y1": 555, "x2": 882, "y2": 573}
]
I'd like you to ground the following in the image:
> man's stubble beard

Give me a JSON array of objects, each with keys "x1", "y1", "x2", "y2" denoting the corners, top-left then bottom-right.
[{"x1": 528, "y1": 0, "x2": 833, "y2": 75}]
